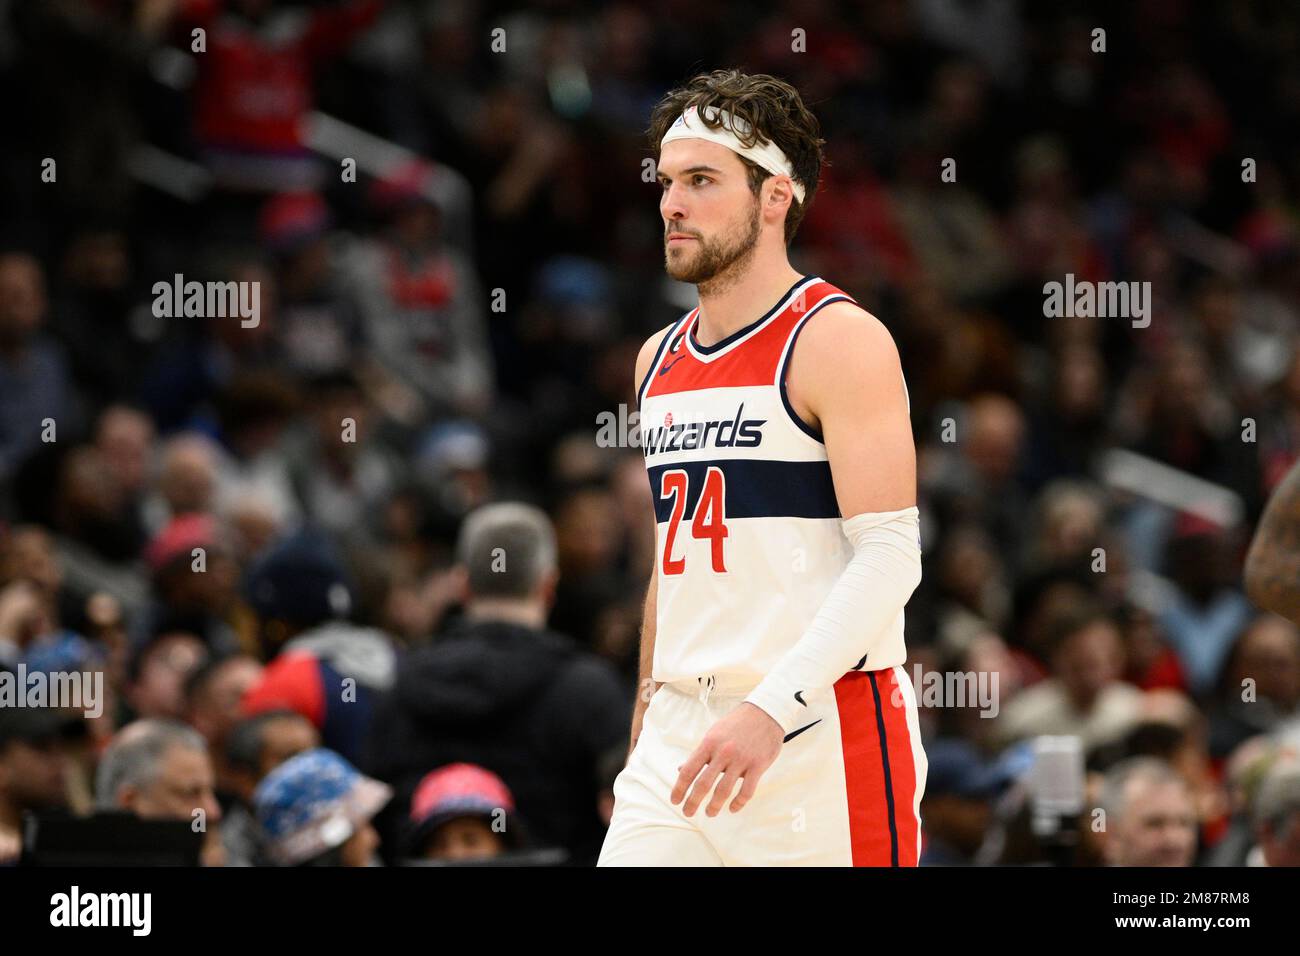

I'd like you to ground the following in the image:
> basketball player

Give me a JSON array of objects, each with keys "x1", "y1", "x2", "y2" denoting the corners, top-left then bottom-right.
[{"x1": 597, "y1": 70, "x2": 927, "y2": 867}]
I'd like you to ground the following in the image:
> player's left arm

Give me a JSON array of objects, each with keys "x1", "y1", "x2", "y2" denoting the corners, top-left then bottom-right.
[
  {"x1": 671, "y1": 301, "x2": 922, "y2": 818},
  {"x1": 791, "y1": 300, "x2": 917, "y2": 513}
]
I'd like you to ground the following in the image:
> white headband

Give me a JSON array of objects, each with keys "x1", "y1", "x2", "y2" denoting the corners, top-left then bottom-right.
[{"x1": 660, "y1": 104, "x2": 806, "y2": 204}]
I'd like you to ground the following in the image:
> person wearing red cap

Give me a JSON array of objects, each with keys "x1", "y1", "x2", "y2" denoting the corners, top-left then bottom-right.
[
  {"x1": 405, "y1": 763, "x2": 523, "y2": 862},
  {"x1": 132, "y1": 515, "x2": 249, "y2": 658}
]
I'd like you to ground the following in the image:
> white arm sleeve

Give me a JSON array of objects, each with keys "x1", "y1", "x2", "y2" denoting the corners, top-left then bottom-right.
[{"x1": 744, "y1": 506, "x2": 922, "y2": 733}]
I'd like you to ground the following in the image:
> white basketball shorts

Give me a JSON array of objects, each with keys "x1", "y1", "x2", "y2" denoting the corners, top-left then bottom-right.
[{"x1": 598, "y1": 666, "x2": 927, "y2": 866}]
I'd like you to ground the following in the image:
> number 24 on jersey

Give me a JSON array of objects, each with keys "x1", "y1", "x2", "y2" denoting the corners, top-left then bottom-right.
[{"x1": 660, "y1": 466, "x2": 729, "y2": 575}]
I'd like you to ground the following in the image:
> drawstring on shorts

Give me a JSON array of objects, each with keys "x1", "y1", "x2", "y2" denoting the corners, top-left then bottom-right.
[{"x1": 697, "y1": 675, "x2": 716, "y2": 706}]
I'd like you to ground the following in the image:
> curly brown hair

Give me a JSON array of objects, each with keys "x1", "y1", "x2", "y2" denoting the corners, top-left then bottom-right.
[{"x1": 647, "y1": 69, "x2": 826, "y2": 245}]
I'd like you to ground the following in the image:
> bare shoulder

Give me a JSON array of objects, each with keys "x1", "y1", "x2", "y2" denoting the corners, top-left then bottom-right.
[
  {"x1": 634, "y1": 322, "x2": 679, "y2": 387},
  {"x1": 794, "y1": 299, "x2": 901, "y2": 375},
  {"x1": 785, "y1": 299, "x2": 909, "y2": 431}
]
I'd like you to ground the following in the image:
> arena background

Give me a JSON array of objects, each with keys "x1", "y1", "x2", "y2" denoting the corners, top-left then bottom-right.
[{"x1": 1, "y1": 0, "x2": 1299, "y2": 870}]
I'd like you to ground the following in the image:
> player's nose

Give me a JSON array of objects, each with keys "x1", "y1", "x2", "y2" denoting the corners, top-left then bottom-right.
[{"x1": 660, "y1": 183, "x2": 690, "y2": 218}]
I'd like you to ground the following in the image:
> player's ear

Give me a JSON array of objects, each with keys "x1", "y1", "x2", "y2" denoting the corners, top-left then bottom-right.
[
  {"x1": 762, "y1": 178, "x2": 796, "y2": 231},
  {"x1": 766, "y1": 176, "x2": 796, "y2": 209}
]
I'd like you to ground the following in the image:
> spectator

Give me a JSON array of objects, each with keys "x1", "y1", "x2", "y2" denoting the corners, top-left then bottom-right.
[
  {"x1": 138, "y1": 263, "x2": 285, "y2": 435},
  {"x1": 1155, "y1": 518, "x2": 1254, "y2": 696},
  {"x1": 919, "y1": 739, "x2": 1021, "y2": 865},
  {"x1": 151, "y1": 435, "x2": 220, "y2": 526},
  {"x1": 1021, "y1": 343, "x2": 1109, "y2": 493},
  {"x1": 0, "y1": 253, "x2": 73, "y2": 487},
  {"x1": 0, "y1": 578, "x2": 56, "y2": 672},
  {"x1": 209, "y1": 370, "x2": 304, "y2": 528},
  {"x1": 51, "y1": 231, "x2": 144, "y2": 410},
  {"x1": 124, "y1": 632, "x2": 209, "y2": 722},
  {"x1": 404, "y1": 763, "x2": 523, "y2": 862},
  {"x1": 95, "y1": 718, "x2": 226, "y2": 866},
  {"x1": 549, "y1": 484, "x2": 629, "y2": 649},
  {"x1": 280, "y1": 370, "x2": 406, "y2": 547},
  {"x1": 221, "y1": 710, "x2": 320, "y2": 866},
  {"x1": 252, "y1": 747, "x2": 390, "y2": 866},
  {"x1": 1109, "y1": 690, "x2": 1230, "y2": 848},
  {"x1": 347, "y1": 161, "x2": 495, "y2": 421},
  {"x1": 890, "y1": 107, "x2": 1013, "y2": 300},
  {"x1": 46, "y1": 447, "x2": 148, "y2": 615},
  {"x1": 185, "y1": 653, "x2": 265, "y2": 784},
  {"x1": 1117, "y1": 603, "x2": 1187, "y2": 692},
  {"x1": 92, "y1": 406, "x2": 154, "y2": 538},
  {"x1": 997, "y1": 603, "x2": 1144, "y2": 751},
  {"x1": 134, "y1": 513, "x2": 248, "y2": 656},
  {"x1": 411, "y1": 420, "x2": 493, "y2": 525},
  {"x1": 1099, "y1": 756, "x2": 1198, "y2": 867},
  {"x1": 1209, "y1": 614, "x2": 1300, "y2": 759},
  {"x1": 240, "y1": 527, "x2": 397, "y2": 762},
  {"x1": 364, "y1": 502, "x2": 630, "y2": 864},
  {"x1": 925, "y1": 394, "x2": 1028, "y2": 558},
  {"x1": 0, "y1": 703, "x2": 83, "y2": 864},
  {"x1": 258, "y1": 192, "x2": 366, "y2": 379},
  {"x1": 1247, "y1": 759, "x2": 1300, "y2": 866},
  {"x1": 174, "y1": 0, "x2": 384, "y2": 195},
  {"x1": 1203, "y1": 735, "x2": 1278, "y2": 867}
]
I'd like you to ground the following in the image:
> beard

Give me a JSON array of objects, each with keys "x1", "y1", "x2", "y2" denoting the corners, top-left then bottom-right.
[{"x1": 664, "y1": 194, "x2": 762, "y2": 291}]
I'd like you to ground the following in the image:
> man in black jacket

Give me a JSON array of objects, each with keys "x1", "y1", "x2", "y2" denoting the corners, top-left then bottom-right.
[{"x1": 364, "y1": 502, "x2": 630, "y2": 864}]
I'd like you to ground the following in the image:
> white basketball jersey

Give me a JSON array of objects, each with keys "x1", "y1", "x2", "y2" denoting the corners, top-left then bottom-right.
[{"x1": 638, "y1": 275, "x2": 909, "y2": 688}]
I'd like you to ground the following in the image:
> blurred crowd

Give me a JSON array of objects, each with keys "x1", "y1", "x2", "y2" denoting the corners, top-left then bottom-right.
[{"x1": 2, "y1": 0, "x2": 1300, "y2": 866}]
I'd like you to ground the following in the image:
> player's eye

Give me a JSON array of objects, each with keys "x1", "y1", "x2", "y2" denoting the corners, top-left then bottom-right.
[{"x1": 693, "y1": 175, "x2": 711, "y2": 186}]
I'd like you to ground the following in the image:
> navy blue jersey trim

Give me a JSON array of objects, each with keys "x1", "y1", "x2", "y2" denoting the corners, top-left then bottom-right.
[
  {"x1": 868, "y1": 671, "x2": 901, "y2": 867},
  {"x1": 688, "y1": 274, "x2": 813, "y2": 355},
  {"x1": 637, "y1": 313, "x2": 692, "y2": 409},
  {"x1": 778, "y1": 294, "x2": 853, "y2": 443},
  {"x1": 646, "y1": 458, "x2": 838, "y2": 521}
]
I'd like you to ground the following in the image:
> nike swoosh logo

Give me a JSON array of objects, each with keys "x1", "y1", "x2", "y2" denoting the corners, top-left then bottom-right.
[
  {"x1": 783, "y1": 718, "x2": 822, "y2": 743},
  {"x1": 658, "y1": 356, "x2": 685, "y2": 376}
]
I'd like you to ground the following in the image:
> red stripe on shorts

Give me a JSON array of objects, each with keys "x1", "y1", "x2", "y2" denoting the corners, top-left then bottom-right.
[
  {"x1": 834, "y1": 671, "x2": 891, "y2": 865},
  {"x1": 879, "y1": 667, "x2": 920, "y2": 866},
  {"x1": 834, "y1": 668, "x2": 921, "y2": 866}
]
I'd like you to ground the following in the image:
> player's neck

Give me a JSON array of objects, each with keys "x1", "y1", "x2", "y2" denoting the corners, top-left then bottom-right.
[{"x1": 694, "y1": 257, "x2": 804, "y2": 347}]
